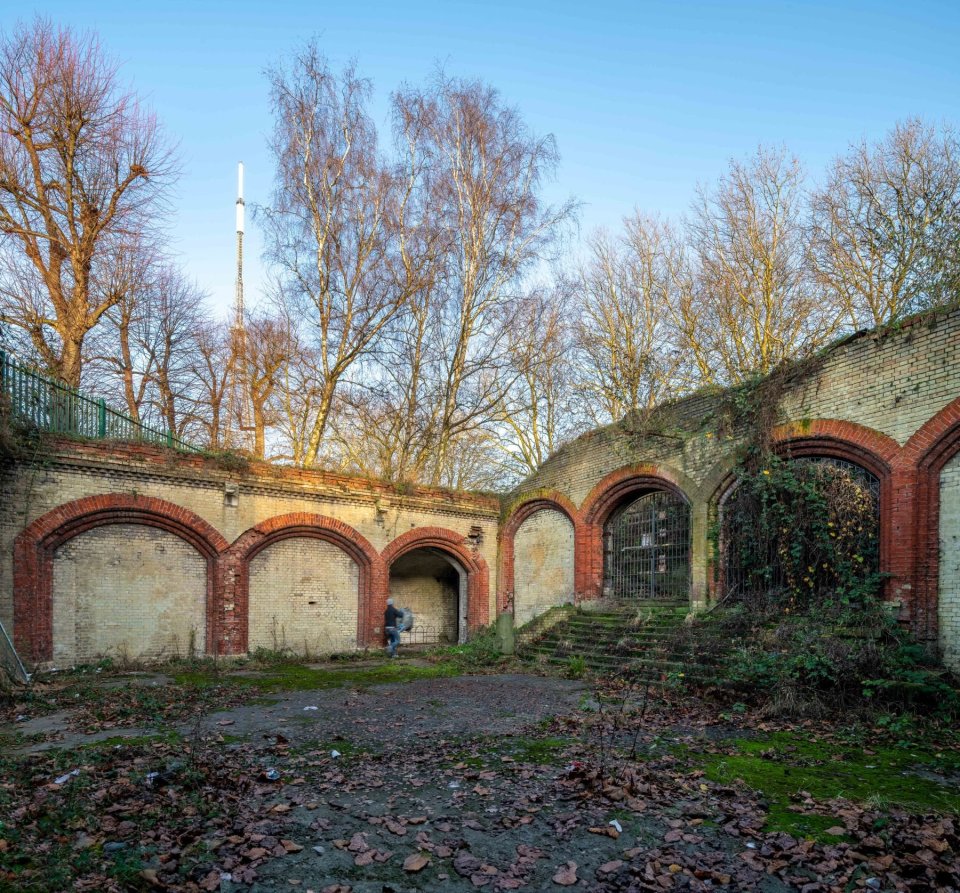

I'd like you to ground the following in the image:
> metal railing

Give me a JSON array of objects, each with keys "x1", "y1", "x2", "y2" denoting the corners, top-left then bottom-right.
[
  {"x1": 399, "y1": 626, "x2": 446, "y2": 647},
  {"x1": 0, "y1": 350, "x2": 199, "y2": 452}
]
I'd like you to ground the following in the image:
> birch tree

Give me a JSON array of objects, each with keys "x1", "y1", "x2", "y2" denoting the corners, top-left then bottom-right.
[{"x1": 811, "y1": 119, "x2": 960, "y2": 328}]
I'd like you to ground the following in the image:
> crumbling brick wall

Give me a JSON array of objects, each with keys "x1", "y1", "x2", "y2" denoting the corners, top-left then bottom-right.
[
  {"x1": 0, "y1": 446, "x2": 497, "y2": 666},
  {"x1": 503, "y1": 308, "x2": 960, "y2": 667}
]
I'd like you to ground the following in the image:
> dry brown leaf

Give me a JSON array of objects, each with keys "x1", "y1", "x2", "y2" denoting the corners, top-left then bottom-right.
[
  {"x1": 403, "y1": 853, "x2": 430, "y2": 872},
  {"x1": 552, "y1": 861, "x2": 578, "y2": 886}
]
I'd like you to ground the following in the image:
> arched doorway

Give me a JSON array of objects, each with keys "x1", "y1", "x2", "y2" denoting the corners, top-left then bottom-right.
[
  {"x1": 721, "y1": 456, "x2": 881, "y2": 598},
  {"x1": 604, "y1": 490, "x2": 691, "y2": 601},
  {"x1": 388, "y1": 548, "x2": 467, "y2": 645}
]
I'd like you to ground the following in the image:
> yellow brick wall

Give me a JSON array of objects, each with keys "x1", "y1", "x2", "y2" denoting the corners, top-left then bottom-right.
[
  {"x1": 939, "y1": 452, "x2": 960, "y2": 671},
  {"x1": 51, "y1": 524, "x2": 206, "y2": 665},
  {"x1": 513, "y1": 508, "x2": 575, "y2": 626},
  {"x1": 247, "y1": 537, "x2": 360, "y2": 656}
]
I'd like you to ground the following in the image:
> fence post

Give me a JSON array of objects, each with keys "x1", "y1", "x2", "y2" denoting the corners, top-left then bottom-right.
[
  {"x1": 167, "y1": 429, "x2": 173, "y2": 448},
  {"x1": 98, "y1": 399, "x2": 107, "y2": 438}
]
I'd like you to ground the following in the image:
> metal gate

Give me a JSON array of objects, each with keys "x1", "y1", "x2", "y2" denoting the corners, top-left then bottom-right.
[
  {"x1": 721, "y1": 456, "x2": 880, "y2": 596},
  {"x1": 605, "y1": 490, "x2": 690, "y2": 600}
]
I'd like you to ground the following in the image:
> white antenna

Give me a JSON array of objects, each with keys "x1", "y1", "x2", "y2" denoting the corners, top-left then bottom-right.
[
  {"x1": 226, "y1": 161, "x2": 255, "y2": 447},
  {"x1": 235, "y1": 161, "x2": 245, "y2": 319}
]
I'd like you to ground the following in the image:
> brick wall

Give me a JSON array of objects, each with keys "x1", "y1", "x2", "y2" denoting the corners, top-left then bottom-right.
[
  {"x1": 502, "y1": 307, "x2": 960, "y2": 646},
  {"x1": 248, "y1": 537, "x2": 360, "y2": 656},
  {"x1": 52, "y1": 524, "x2": 206, "y2": 665},
  {"x1": 512, "y1": 508, "x2": 575, "y2": 626},
  {"x1": 939, "y1": 452, "x2": 960, "y2": 671},
  {"x1": 0, "y1": 444, "x2": 497, "y2": 666},
  {"x1": 5, "y1": 308, "x2": 960, "y2": 668}
]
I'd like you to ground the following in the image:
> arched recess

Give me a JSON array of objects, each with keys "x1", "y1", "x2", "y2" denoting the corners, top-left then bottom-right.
[
  {"x1": 226, "y1": 513, "x2": 385, "y2": 653},
  {"x1": 579, "y1": 465, "x2": 694, "y2": 602},
  {"x1": 381, "y1": 527, "x2": 490, "y2": 643},
  {"x1": 709, "y1": 420, "x2": 897, "y2": 601},
  {"x1": 904, "y1": 397, "x2": 960, "y2": 654},
  {"x1": 772, "y1": 421, "x2": 896, "y2": 588},
  {"x1": 498, "y1": 493, "x2": 578, "y2": 616},
  {"x1": 13, "y1": 495, "x2": 229, "y2": 663}
]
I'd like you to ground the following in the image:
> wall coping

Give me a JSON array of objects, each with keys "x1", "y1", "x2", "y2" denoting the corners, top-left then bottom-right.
[{"x1": 27, "y1": 440, "x2": 501, "y2": 520}]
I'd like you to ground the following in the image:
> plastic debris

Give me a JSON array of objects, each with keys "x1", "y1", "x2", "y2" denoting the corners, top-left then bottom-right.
[
  {"x1": 609, "y1": 819, "x2": 623, "y2": 834},
  {"x1": 54, "y1": 769, "x2": 80, "y2": 785},
  {"x1": 865, "y1": 880, "x2": 881, "y2": 891},
  {"x1": 14, "y1": 714, "x2": 25, "y2": 723},
  {"x1": 745, "y1": 842, "x2": 758, "y2": 849},
  {"x1": 144, "y1": 771, "x2": 160, "y2": 785},
  {"x1": 447, "y1": 780, "x2": 460, "y2": 789},
  {"x1": 264, "y1": 768, "x2": 281, "y2": 781},
  {"x1": 303, "y1": 706, "x2": 319, "y2": 711},
  {"x1": 312, "y1": 845, "x2": 325, "y2": 855},
  {"x1": 330, "y1": 749, "x2": 341, "y2": 759}
]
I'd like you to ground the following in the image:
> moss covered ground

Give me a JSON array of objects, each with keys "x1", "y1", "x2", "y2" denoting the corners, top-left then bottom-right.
[{"x1": 679, "y1": 729, "x2": 960, "y2": 840}]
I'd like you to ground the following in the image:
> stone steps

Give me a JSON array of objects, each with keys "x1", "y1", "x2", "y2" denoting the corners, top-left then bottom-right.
[{"x1": 519, "y1": 600, "x2": 718, "y2": 680}]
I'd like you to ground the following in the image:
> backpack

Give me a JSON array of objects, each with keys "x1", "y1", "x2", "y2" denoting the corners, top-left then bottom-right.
[{"x1": 398, "y1": 608, "x2": 415, "y2": 632}]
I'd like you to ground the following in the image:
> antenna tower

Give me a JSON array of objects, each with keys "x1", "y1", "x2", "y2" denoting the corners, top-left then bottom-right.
[{"x1": 226, "y1": 162, "x2": 254, "y2": 448}]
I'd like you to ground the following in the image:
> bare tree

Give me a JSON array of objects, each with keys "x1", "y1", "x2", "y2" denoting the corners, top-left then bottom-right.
[
  {"x1": 392, "y1": 74, "x2": 577, "y2": 486},
  {"x1": 494, "y1": 284, "x2": 580, "y2": 478},
  {"x1": 675, "y1": 146, "x2": 837, "y2": 384},
  {"x1": 811, "y1": 118, "x2": 960, "y2": 328},
  {"x1": 241, "y1": 310, "x2": 291, "y2": 459},
  {"x1": 260, "y1": 41, "x2": 418, "y2": 467},
  {"x1": 189, "y1": 321, "x2": 234, "y2": 449},
  {"x1": 575, "y1": 217, "x2": 685, "y2": 425},
  {"x1": 0, "y1": 19, "x2": 176, "y2": 387},
  {"x1": 85, "y1": 245, "x2": 207, "y2": 439}
]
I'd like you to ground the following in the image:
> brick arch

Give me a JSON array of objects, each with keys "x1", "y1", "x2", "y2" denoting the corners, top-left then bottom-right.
[
  {"x1": 708, "y1": 420, "x2": 900, "y2": 602},
  {"x1": 13, "y1": 495, "x2": 229, "y2": 663},
  {"x1": 581, "y1": 464, "x2": 693, "y2": 527},
  {"x1": 225, "y1": 513, "x2": 386, "y2": 653},
  {"x1": 771, "y1": 419, "x2": 899, "y2": 478},
  {"x1": 903, "y1": 398, "x2": 960, "y2": 643},
  {"x1": 579, "y1": 465, "x2": 694, "y2": 602},
  {"x1": 381, "y1": 527, "x2": 490, "y2": 637},
  {"x1": 498, "y1": 492, "x2": 579, "y2": 614},
  {"x1": 773, "y1": 420, "x2": 898, "y2": 592}
]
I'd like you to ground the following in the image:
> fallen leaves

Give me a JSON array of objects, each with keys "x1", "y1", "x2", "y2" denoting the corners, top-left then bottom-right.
[
  {"x1": 402, "y1": 852, "x2": 430, "y2": 872},
  {"x1": 552, "y1": 860, "x2": 578, "y2": 885}
]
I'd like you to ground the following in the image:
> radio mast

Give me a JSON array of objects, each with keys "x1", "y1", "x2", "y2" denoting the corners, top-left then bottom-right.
[
  {"x1": 226, "y1": 161, "x2": 254, "y2": 449},
  {"x1": 235, "y1": 161, "x2": 245, "y2": 325}
]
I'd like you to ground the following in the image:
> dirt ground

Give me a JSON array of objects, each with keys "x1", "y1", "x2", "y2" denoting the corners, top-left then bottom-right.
[{"x1": 1, "y1": 662, "x2": 958, "y2": 892}]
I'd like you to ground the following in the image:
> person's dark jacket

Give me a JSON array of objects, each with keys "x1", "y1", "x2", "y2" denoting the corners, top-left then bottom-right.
[{"x1": 384, "y1": 605, "x2": 401, "y2": 629}]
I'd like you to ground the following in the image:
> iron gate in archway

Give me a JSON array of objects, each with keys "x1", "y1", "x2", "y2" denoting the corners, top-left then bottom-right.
[
  {"x1": 721, "y1": 456, "x2": 881, "y2": 598},
  {"x1": 604, "y1": 490, "x2": 691, "y2": 600}
]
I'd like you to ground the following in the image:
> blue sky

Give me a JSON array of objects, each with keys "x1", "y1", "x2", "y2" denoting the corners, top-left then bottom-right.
[{"x1": 5, "y1": 1, "x2": 960, "y2": 316}]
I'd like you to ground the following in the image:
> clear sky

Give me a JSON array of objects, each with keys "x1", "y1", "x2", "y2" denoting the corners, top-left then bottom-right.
[{"x1": 5, "y1": 1, "x2": 960, "y2": 316}]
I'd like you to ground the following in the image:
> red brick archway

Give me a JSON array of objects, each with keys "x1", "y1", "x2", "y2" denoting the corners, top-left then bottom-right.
[
  {"x1": 225, "y1": 513, "x2": 385, "y2": 653},
  {"x1": 773, "y1": 420, "x2": 899, "y2": 599},
  {"x1": 708, "y1": 420, "x2": 900, "y2": 603},
  {"x1": 904, "y1": 398, "x2": 960, "y2": 643},
  {"x1": 498, "y1": 492, "x2": 579, "y2": 614},
  {"x1": 13, "y1": 495, "x2": 229, "y2": 663},
  {"x1": 579, "y1": 465, "x2": 693, "y2": 602},
  {"x1": 381, "y1": 527, "x2": 490, "y2": 641}
]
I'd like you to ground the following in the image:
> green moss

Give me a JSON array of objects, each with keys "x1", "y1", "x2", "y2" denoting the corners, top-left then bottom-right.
[
  {"x1": 508, "y1": 735, "x2": 570, "y2": 764},
  {"x1": 690, "y1": 731, "x2": 960, "y2": 840},
  {"x1": 173, "y1": 659, "x2": 460, "y2": 692},
  {"x1": 78, "y1": 731, "x2": 183, "y2": 749}
]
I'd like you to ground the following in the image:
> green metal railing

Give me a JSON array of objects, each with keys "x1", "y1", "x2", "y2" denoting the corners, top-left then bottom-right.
[{"x1": 0, "y1": 350, "x2": 199, "y2": 452}]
